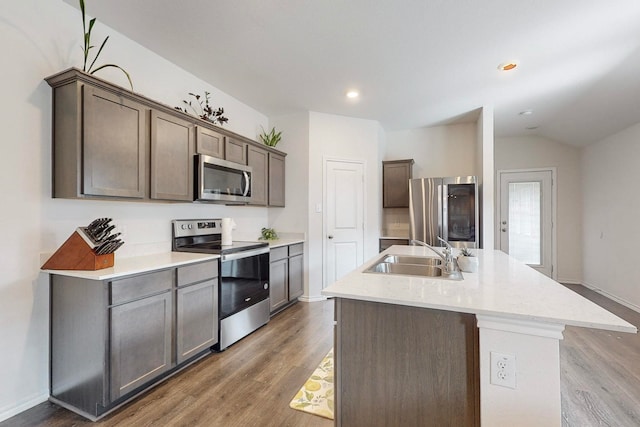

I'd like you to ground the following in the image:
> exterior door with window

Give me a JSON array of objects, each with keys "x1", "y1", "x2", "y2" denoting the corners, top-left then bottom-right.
[{"x1": 498, "y1": 169, "x2": 554, "y2": 277}]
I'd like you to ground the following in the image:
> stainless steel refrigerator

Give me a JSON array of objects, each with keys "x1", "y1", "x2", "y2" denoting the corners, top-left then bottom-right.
[{"x1": 409, "y1": 176, "x2": 479, "y2": 248}]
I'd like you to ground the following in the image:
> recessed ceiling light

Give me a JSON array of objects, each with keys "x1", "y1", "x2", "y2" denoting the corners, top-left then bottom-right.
[
  {"x1": 498, "y1": 61, "x2": 518, "y2": 71},
  {"x1": 519, "y1": 110, "x2": 533, "y2": 116},
  {"x1": 346, "y1": 90, "x2": 359, "y2": 99}
]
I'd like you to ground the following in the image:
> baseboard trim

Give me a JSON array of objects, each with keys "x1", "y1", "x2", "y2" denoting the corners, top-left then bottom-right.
[
  {"x1": 298, "y1": 295, "x2": 327, "y2": 303},
  {"x1": 581, "y1": 281, "x2": 640, "y2": 314},
  {"x1": 0, "y1": 391, "x2": 49, "y2": 423},
  {"x1": 557, "y1": 278, "x2": 582, "y2": 285}
]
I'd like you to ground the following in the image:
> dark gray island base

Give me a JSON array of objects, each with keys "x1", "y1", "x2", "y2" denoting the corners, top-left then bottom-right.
[{"x1": 334, "y1": 298, "x2": 480, "y2": 426}]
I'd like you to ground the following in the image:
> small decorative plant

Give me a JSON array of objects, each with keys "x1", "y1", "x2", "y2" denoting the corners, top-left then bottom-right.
[
  {"x1": 259, "y1": 227, "x2": 278, "y2": 240},
  {"x1": 459, "y1": 247, "x2": 474, "y2": 257},
  {"x1": 175, "y1": 91, "x2": 228, "y2": 126},
  {"x1": 259, "y1": 126, "x2": 282, "y2": 147},
  {"x1": 79, "y1": 0, "x2": 133, "y2": 90},
  {"x1": 457, "y1": 247, "x2": 478, "y2": 273}
]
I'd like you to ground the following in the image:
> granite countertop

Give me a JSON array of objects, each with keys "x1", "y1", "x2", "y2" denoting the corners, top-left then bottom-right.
[
  {"x1": 322, "y1": 245, "x2": 636, "y2": 333},
  {"x1": 42, "y1": 252, "x2": 219, "y2": 281}
]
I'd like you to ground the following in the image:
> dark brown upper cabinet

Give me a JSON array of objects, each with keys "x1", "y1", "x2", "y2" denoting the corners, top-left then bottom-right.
[
  {"x1": 195, "y1": 126, "x2": 225, "y2": 159},
  {"x1": 150, "y1": 110, "x2": 195, "y2": 201},
  {"x1": 382, "y1": 159, "x2": 414, "y2": 208},
  {"x1": 247, "y1": 145, "x2": 268, "y2": 206},
  {"x1": 225, "y1": 137, "x2": 248, "y2": 165}
]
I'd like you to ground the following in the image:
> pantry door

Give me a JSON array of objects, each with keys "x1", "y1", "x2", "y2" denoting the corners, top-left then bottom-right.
[
  {"x1": 498, "y1": 169, "x2": 556, "y2": 278},
  {"x1": 324, "y1": 159, "x2": 365, "y2": 288}
]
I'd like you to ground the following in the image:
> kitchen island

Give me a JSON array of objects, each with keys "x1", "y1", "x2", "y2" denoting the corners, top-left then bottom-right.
[{"x1": 322, "y1": 246, "x2": 636, "y2": 427}]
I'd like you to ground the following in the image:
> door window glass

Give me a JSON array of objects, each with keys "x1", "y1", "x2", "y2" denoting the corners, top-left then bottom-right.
[{"x1": 508, "y1": 182, "x2": 541, "y2": 264}]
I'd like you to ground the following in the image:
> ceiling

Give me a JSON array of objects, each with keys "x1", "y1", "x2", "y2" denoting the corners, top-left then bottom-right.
[{"x1": 68, "y1": 0, "x2": 640, "y2": 146}]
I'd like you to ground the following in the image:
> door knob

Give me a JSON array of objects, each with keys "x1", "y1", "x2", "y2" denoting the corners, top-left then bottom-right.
[
  {"x1": 328, "y1": 235, "x2": 334, "y2": 239},
  {"x1": 501, "y1": 228, "x2": 507, "y2": 232}
]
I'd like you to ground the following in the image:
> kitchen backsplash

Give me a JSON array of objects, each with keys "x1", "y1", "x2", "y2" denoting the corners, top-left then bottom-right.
[{"x1": 381, "y1": 208, "x2": 410, "y2": 237}]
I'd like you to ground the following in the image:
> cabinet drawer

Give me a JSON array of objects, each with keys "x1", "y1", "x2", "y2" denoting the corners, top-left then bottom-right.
[
  {"x1": 270, "y1": 246, "x2": 288, "y2": 262},
  {"x1": 288, "y1": 243, "x2": 303, "y2": 256},
  {"x1": 177, "y1": 260, "x2": 218, "y2": 287},
  {"x1": 110, "y1": 270, "x2": 173, "y2": 305}
]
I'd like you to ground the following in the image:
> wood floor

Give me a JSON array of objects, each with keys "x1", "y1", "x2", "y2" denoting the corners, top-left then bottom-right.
[
  {"x1": 2, "y1": 285, "x2": 639, "y2": 427},
  {"x1": 561, "y1": 285, "x2": 640, "y2": 427},
  {"x1": 2, "y1": 300, "x2": 335, "y2": 427}
]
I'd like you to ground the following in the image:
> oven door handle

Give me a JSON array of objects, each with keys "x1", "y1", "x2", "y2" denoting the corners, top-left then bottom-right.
[{"x1": 221, "y1": 246, "x2": 270, "y2": 262}]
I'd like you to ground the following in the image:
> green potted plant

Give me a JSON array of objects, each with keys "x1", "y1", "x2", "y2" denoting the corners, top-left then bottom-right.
[
  {"x1": 259, "y1": 126, "x2": 282, "y2": 147},
  {"x1": 457, "y1": 247, "x2": 478, "y2": 273},
  {"x1": 259, "y1": 227, "x2": 279, "y2": 241},
  {"x1": 79, "y1": 0, "x2": 133, "y2": 90}
]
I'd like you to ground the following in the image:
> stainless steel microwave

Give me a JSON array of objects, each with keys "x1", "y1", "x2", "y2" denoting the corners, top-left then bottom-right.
[{"x1": 195, "y1": 154, "x2": 252, "y2": 203}]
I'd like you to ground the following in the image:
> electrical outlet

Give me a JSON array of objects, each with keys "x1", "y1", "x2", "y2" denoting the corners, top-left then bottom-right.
[{"x1": 490, "y1": 351, "x2": 516, "y2": 389}]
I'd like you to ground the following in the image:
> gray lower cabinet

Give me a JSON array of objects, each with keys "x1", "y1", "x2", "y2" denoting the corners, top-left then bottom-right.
[
  {"x1": 288, "y1": 249, "x2": 304, "y2": 300},
  {"x1": 110, "y1": 291, "x2": 172, "y2": 401},
  {"x1": 176, "y1": 261, "x2": 219, "y2": 364},
  {"x1": 269, "y1": 255, "x2": 289, "y2": 312},
  {"x1": 50, "y1": 259, "x2": 218, "y2": 420},
  {"x1": 269, "y1": 243, "x2": 304, "y2": 314}
]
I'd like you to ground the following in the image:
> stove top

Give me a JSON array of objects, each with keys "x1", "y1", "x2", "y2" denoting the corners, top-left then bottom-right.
[{"x1": 171, "y1": 219, "x2": 268, "y2": 255}]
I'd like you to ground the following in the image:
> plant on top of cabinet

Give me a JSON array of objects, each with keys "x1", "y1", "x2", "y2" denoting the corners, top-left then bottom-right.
[
  {"x1": 175, "y1": 91, "x2": 228, "y2": 125},
  {"x1": 259, "y1": 126, "x2": 282, "y2": 147},
  {"x1": 79, "y1": 0, "x2": 133, "y2": 90}
]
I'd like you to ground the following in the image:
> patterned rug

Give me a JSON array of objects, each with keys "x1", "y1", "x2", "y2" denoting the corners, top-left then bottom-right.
[{"x1": 289, "y1": 348, "x2": 334, "y2": 420}]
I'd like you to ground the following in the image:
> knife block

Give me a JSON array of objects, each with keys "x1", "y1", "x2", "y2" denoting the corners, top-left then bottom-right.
[{"x1": 42, "y1": 229, "x2": 114, "y2": 271}]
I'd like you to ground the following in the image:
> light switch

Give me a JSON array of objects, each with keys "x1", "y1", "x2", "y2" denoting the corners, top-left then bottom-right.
[{"x1": 315, "y1": 203, "x2": 322, "y2": 213}]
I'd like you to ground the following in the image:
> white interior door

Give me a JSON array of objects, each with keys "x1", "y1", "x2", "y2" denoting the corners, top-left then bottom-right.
[
  {"x1": 498, "y1": 169, "x2": 554, "y2": 277},
  {"x1": 324, "y1": 159, "x2": 365, "y2": 288}
]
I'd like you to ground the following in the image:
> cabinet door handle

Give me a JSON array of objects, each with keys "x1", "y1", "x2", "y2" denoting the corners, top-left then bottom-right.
[{"x1": 328, "y1": 235, "x2": 334, "y2": 239}]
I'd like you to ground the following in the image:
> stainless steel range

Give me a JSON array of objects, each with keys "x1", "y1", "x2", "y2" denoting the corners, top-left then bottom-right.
[{"x1": 172, "y1": 219, "x2": 270, "y2": 350}]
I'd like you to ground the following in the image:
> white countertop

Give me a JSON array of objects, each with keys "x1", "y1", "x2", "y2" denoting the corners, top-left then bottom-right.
[
  {"x1": 42, "y1": 252, "x2": 219, "y2": 281},
  {"x1": 265, "y1": 238, "x2": 305, "y2": 248},
  {"x1": 322, "y1": 246, "x2": 636, "y2": 333}
]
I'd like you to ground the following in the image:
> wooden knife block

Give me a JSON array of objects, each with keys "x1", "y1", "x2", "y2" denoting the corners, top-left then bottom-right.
[{"x1": 42, "y1": 230, "x2": 114, "y2": 271}]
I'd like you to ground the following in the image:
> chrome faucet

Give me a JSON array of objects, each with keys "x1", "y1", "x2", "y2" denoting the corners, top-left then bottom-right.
[{"x1": 410, "y1": 237, "x2": 462, "y2": 279}]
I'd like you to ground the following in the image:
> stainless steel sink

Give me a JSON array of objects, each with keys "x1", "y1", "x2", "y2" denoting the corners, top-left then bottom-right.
[
  {"x1": 366, "y1": 262, "x2": 443, "y2": 277},
  {"x1": 381, "y1": 255, "x2": 442, "y2": 266},
  {"x1": 364, "y1": 254, "x2": 462, "y2": 280}
]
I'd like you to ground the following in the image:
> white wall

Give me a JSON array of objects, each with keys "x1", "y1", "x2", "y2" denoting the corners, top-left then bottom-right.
[
  {"x1": 478, "y1": 107, "x2": 495, "y2": 250},
  {"x1": 385, "y1": 122, "x2": 478, "y2": 177},
  {"x1": 0, "y1": 1, "x2": 270, "y2": 420},
  {"x1": 582, "y1": 122, "x2": 640, "y2": 311},
  {"x1": 495, "y1": 135, "x2": 582, "y2": 283},
  {"x1": 307, "y1": 112, "x2": 382, "y2": 299},
  {"x1": 269, "y1": 113, "x2": 311, "y2": 295}
]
